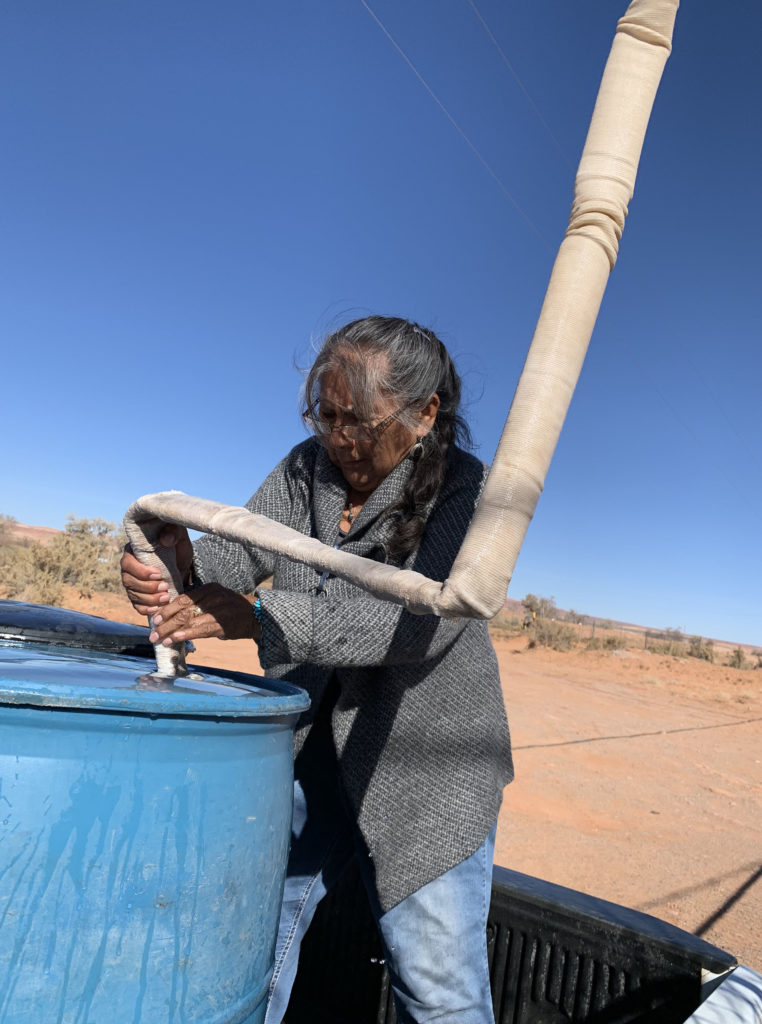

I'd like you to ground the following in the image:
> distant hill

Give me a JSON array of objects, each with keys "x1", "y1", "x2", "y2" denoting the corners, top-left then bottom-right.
[{"x1": 5, "y1": 523, "x2": 59, "y2": 546}]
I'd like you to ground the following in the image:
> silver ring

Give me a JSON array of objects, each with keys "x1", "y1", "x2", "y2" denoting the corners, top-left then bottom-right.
[{"x1": 193, "y1": 605, "x2": 203, "y2": 617}]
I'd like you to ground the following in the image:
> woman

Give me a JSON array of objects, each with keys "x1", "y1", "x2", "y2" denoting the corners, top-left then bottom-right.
[{"x1": 121, "y1": 315, "x2": 513, "y2": 1024}]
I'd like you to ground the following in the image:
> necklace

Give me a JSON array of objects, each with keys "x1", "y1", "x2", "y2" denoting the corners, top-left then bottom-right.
[{"x1": 344, "y1": 498, "x2": 358, "y2": 523}]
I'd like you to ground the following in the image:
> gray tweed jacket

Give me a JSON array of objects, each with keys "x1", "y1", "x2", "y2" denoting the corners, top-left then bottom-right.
[{"x1": 194, "y1": 438, "x2": 513, "y2": 911}]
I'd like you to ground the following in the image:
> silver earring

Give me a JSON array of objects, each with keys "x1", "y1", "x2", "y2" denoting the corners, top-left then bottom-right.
[{"x1": 410, "y1": 437, "x2": 424, "y2": 460}]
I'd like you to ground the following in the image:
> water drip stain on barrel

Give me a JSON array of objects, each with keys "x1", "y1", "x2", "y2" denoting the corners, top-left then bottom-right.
[{"x1": 0, "y1": 621, "x2": 309, "y2": 1024}]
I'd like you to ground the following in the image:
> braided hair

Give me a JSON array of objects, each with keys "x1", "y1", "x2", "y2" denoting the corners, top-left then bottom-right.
[{"x1": 302, "y1": 316, "x2": 472, "y2": 562}]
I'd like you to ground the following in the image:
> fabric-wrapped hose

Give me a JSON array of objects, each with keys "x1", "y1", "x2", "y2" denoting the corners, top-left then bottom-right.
[{"x1": 125, "y1": 0, "x2": 679, "y2": 675}]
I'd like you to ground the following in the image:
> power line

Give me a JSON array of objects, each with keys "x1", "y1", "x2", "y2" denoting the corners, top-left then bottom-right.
[
  {"x1": 465, "y1": 0, "x2": 574, "y2": 171},
  {"x1": 359, "y1": 0, "x2": 553, "y2": 252}
]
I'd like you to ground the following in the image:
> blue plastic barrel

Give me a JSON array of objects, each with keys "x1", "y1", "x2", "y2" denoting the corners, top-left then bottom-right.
[{"x1": 0, "y1": 639, "x2": 309, "y2": 1024}]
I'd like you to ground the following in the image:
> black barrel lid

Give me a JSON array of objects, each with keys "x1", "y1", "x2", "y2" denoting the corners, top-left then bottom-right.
[{"x1": 0, "y1": 599, "x2": 154, "y2": 656}]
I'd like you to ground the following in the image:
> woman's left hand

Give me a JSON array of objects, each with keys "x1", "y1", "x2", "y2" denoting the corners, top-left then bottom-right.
[{"x1": 148, "y1": 584, "x2": 261, "y2": 646}]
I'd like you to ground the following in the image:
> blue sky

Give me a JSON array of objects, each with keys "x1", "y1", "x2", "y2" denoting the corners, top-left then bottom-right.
[{"x1": 1, "y1": 2, "x2": 760, "y2": 645}]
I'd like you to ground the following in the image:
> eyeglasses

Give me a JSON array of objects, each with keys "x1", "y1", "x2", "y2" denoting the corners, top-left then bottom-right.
[{"x1": 302, "y1": 405, "x2": 400, "y2": 445}]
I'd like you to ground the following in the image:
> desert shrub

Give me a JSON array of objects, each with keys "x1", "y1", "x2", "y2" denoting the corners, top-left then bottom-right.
[
  {"x1": 0, "y1": 544, "x2": 63, "y2": 605},
  {"x1": 488, "y1": 613, "x2": 522, "y2": 639},
  {"x1": 0, "y1": 513, "x2": 17, "y2": 545},
  {"x1": 646, "y1": 638, "x2": 687, "y2": 657},
  {"x1": 586, "y1": 633, "x2": 627, "y2": 651},
  {"x1": 522, "y1": 593, "x2": 559, "y2": 621},
  {"x1": 645, "y1": 629, "x2": 687, "y2": 657},
  {"x1": 728, "y1": 647, "x2": 747, "y2": 670},
  {"x1": 528, "y1": 619, "x2": 577, "y2": 651},
  {"x1": 664, "y1": 627, "x2": 684, "y2": 642},
  {"x1": 566, "y1": 608, "x2": 588, "y2": 625},
  {"x1": 754, "y1": 651, "x2": 762, "y2": 670},
  {"x1": 687, "y1": 636, "x2": 714, "y2": 663},
  {"x1": 0, "y1": 516, "x2": 125, "y2": 605}
]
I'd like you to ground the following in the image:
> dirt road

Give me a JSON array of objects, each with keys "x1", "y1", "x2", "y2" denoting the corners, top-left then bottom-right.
[{"x1": 492, "y1": 638, "x2": 762, "y2": 972}]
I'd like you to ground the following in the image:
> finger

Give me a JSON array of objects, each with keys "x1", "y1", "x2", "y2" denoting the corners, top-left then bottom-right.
[
  {"x1": 137, "y1": 599, "x2": 180, "y2": 617},
  {"x1": 149, "y1": 595, "x2": 204, "y2": 641},
  {"x1": 123, "y1": 579, "x2": 171, "y2": 617},
  {"x1": 150, "y1": 587, "x2": 229, "y2": 637},
  {"x1": 164, "y1": 586, "x2": 235, "y2": 617},
  {"x1": 154, "y1": 591, "x2": 202, "y2": 623},
  {"x1": 149, "y1": 584, "x2": 250, "y2": 643},
  {"x1": 165, "y1": 617, "x2": 226, "y2": 645},
  {"x1": 127, "y1": 593, "x2": 171, "y2": 615},
  {"x1": 121, "y1": 571, "x2": 171, "y2": 595},
  {"x1": 150, "y1": 609, "x2": 224, "y2": 645},
  {"x1": 121, "y1": 547, "x2": 166, "y2": 582}
]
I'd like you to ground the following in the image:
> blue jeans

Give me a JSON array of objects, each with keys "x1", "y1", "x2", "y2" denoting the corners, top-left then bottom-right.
[{"x1": 264, "y1": 764, "x2": 496, "y2": 1024}]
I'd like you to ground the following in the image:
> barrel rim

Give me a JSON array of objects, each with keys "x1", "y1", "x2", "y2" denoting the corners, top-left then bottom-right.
[{"x1": 0, "y1": 643, "x2": 311, "y2": 718}]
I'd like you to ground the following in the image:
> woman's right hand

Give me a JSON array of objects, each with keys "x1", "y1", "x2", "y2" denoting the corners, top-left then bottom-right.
[{"x1": 120, "y1": 525, "x2": 194, "y2": 616}]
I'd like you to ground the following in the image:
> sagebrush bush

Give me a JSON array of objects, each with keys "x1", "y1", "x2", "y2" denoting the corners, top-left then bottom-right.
[
  {"x1": 0, "y1": 544, "x2": 63, "y2": 605},
  {"x1": 728, "y1": 647, "x2": 747, "y2": 670},
  {"x1": 586, "y1": 633, "x2": 627, "y2": 652},
  {"x1": 0, "y1": 516, "x2": 125, "y2": 605},
  {"x1": 0, "y1": 514, "x2": 17, "y2": 544},
  {"x1": 687, "y1": 636, "x2": 714, "y2": 663},
  {"x1": 488, "y1": 613, "x2": 522, "y2": 638},
  {"x1": 646, "y1": 638, "x2": 688, "y2": 657},
  {"x1": 645, "y1": 630, "x2": 687, "y2": 656},
  {"x1": 528, "y1": 619, "x2": 577, "y2": 651}
]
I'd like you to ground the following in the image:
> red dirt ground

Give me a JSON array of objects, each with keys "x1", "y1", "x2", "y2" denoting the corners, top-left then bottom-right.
[{"x1": 31, "y1": 588, "x2": 762, "y2": 972}]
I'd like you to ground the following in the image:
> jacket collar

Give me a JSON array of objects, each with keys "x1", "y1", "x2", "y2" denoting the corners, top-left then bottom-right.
[{"x1": 313, "y1": 446, "x2": 414, "y2": 546}]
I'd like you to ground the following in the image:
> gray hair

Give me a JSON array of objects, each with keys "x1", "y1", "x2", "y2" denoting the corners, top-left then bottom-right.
[
  {"x1": 303, "y1": 316, "x2": 470, "y2": 442},
  {"x1": 302, "y1": 316, "x2": 472, "y2": 560}
]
